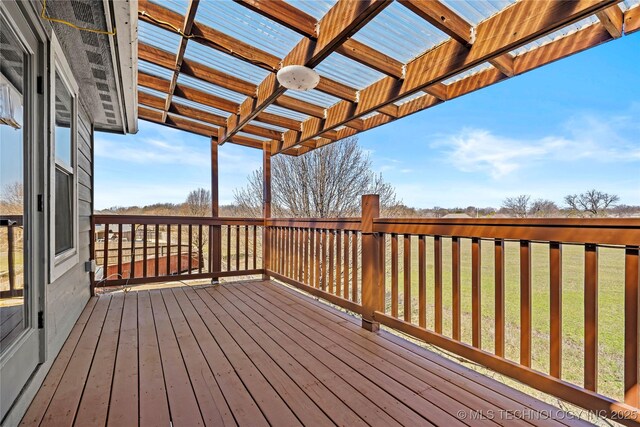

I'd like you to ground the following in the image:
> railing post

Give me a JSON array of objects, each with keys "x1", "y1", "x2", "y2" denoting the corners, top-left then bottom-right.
[
  {"x1": 361, "y1": 194, "x2": 382, "y2": 332},
  {"x1": 211, "y1": 138, "x2": 221, "y2": 281},
  {"x1": 262, "y1": 142, "x2": 272, "y2": 280}
]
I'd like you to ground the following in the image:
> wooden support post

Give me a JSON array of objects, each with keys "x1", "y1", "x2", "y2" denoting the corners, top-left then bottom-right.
[
  {"x1": 262, "y1": 143, "x2": 272, "y2": 280},
  {"x1": 211, "y1": 138, "x2": 221, "y2": 280},
  {"x1": 361, "y1": 194, "x2": 381, "y2": 332}
]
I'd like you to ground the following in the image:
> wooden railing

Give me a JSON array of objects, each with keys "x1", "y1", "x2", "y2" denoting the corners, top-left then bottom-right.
[
  {"x1": 262, "y1": 196, "x2": 640, "y2": 426},
  {"x1": 91, "y1": 215, "x2": 263, "y2": 288},
  {"x1": 0, "y1": 215, "x2": 23, "y2": 299},
  {"x1": 91, "y1": 200, "x2": 640, "y2": 424}
]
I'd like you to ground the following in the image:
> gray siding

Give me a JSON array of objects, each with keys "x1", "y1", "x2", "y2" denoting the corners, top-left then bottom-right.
[{"x1": 46, "y1": 103, "x2": 93, "y2": 355}]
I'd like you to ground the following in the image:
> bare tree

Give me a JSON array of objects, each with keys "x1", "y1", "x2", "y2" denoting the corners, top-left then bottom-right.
[
  {"x1": 184, "y1": 188, "x2": 211, "y2": 216},
  {"x1": 234, "y1": 137, "x2": 399, "y2": 218},
  {"x1": 0, "y1": 182, "x2": 23, "y2": 215},
  {"x1": 183, "y1": 188, "x2": 211, "y2": 268},
  {"x1": 529, "y1": 199, "x2": 559, "y2": 217},
  {"x1": 565, "y1": 189, "x2": 619, "y2": 217},
  {"x1": 501, "y1": 195, "x2": 531, "y2": 217}
]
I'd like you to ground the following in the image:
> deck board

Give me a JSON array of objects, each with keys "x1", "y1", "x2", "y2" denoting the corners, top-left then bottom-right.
[{"x1": 22, "y1": 280, "x2": 589, "y2": 427}]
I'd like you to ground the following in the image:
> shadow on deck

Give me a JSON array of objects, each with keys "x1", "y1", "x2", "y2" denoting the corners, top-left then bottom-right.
[{"x1": 21, "y1": 280, "x2": 589, "y2": 426}]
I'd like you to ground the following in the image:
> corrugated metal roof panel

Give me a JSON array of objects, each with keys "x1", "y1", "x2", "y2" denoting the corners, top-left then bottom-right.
[
  {"x1": 440, "y1": 0, "x2": 516, "y2": 26},
  {"x1": 172, "y1": 96, "x2": 232, "y2": 117},
  {"x1": 184, "y1": 42, "x2": 270, "y2": 85},
  {"x1": 284, "y1": 0, "x2": 337, "y2": 19},
  {"x1": 264, "y1": 104, "x2": 309, "y2": 122},
  {"x1": 177, "y1": 74, "x2": 246, "y2": 104},
  {"x1": 353, "y1": 1, "x2": 449, "y2": 63},
  {"x1": 284, "y1": 89, "x2": 340, "y2": 109},
  {"x1": 196, "y1": 0, "x2": 301, "y2": 58},
  {"x1": 314, "y1": 53, "x2": 385, "y2": 90},
  {"x1": 139, "y1": 20, "x2": 181, "y2": 54},
  {"x1": 139, "y1": 60, "x2": 174, "y2": 80}
]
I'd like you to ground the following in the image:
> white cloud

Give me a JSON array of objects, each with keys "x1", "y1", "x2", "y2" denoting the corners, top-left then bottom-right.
[{"x1": 433, "y1": 112, "x2": 640, "y2": 179}]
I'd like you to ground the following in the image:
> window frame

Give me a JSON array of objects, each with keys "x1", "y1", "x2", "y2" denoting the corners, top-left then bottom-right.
[{"x1": 49, "y1": 34, "x2": 79, "y2": 282}]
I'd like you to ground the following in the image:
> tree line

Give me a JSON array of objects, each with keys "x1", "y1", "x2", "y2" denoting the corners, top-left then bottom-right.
[{"x1": 85, "y1": 137, "x2": 639, "y2": 219}]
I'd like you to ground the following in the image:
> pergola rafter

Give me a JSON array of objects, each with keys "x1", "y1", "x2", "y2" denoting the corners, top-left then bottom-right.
[{"x1": 134, "y1": 0, "x2": 638, "y2": 156}]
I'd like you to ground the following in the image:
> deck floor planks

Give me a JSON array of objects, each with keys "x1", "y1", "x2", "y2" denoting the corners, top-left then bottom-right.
[
  {"x1": 40, "y1": 295, "x2": 112, "y2": 426},
  {"x1": 137, "y1": 290, "x2": 171, "y2": 427},
  {"x1": 231, "y1": 284, "x2": 466, "y2": 426},
  {"x1": 75, "y1": 293, "x2": 124, "y2": 426},
  {"x1": 160, "y1": 288, "x2": 235, "y2": 426},
  {"x1": 22, "y1": 279, "x2": 590, "y2": 427},
  {"x1": 258, "y1": 281, "x2": 589, "y2": 427},
  {"x1": 196, "y1": 287, "x2": 329, "y2": 426},
  {"x1": 20, "y1": 298, "x2": 98, "y2": 426},
  {"x1": 245, "y1": 283, "x2": 511, "y2": 426},
  {"x1": 221, "y1": 284, "x2": 424, "y2": 427},
  {"x1": 210, "y1": 287, "x2": 373, "y2": 427},
  {"x1": 148, "y1": 289, "x2": 205, "y2": 426},
  {"x1": 186, "y1": 287, "x2": 302, "y2": 426},
  {"x1": 107, "y1": 292, "x2": 139, "y2": 427},
  {"x1": 171, "y1": 287, "x2": 268, "y2": 427}
]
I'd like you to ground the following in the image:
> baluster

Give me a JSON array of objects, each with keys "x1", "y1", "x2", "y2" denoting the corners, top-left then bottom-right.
[
  {"x1": 520, "y1": 240, "x2": 531, "y2": 367},
  {"x1": 188, "y1": 224, "x2": 193, "y2": 273},
  {"x1": 351, "y1": 231, "x2": 357, "y2": 302},
  {"x1": 336, "y1": 231, "x2": 342, "y2": 298},
  {"x1": 391, "y1": 233, "x2": 399, "y2": 317},
  {"x1": 315, "y1": 229, "x2": 321, "y2": 289},
  {"x1": 253, "y1": 225, "x2": 257, "y2": 270},
  {"x1": 298, "y1": 228, "x2": 303, "y2": 281},
  {"x1": 236, "y1": 225, "x2": 240, "y2": 271},
  {"x1": 244, "y1": 225, "x2": 249, "y2": 271},
  {"x1": 495, "y1": 239, "x2": 505, "y2": 357},
  {"x1": 329, "y1": 230, "x2": 335, "y2": 294},
  {"x1": 472, "y1": 237, "x2": 481, "y2": 348},
  {"x1": 177, "y1": 224, "x2": 182, "y2": 274},
  {"x1": 304, "y1": 228, "x2": 309, "y2": 283},
  {"x1": 166, "y1": 225, "x2": 171, "y2": 276},
  {"x1": 343, "y1": 231, "x2": 349, "y2": 299},
  {"x1": 226, "y1": 225, "x2": 231, "y2": 271},
  {"x1": 321, "y1": 230, "x2": 328, "y2": 290},
  {"x1": 118, "y1": 224, "x2": 123, "y2": 278},
  {"x1": 584, "y1": 243, "x2": 598, "y2": 391},
  {"x1": 452, "y1": 237, "x2": 461, "y2": 341},
  {"x1": 154, "y1": 225, "x2": 160, "y2": 277},
  {"x1": 143, "y1": 224, "x2": 148, "y2": 278},
  {"x1": 625, "y1": 246, "x2": 639, "y2": 407},
  {"x1": 434, "y1": 236, "x2": 442, "y2": 333},
  {"x1": 103, "y1": 223, "x2": 110, "y2": 281},
  {"x1": 550, "y1": 242, "x2": 562, "y2": 377},
  {"x1": 309, "y1": 228, "x2": 315, "y2": 285},
  {"x1": 418, "y1": 235, "x2": 426, "y2": 328},
  {"x1": 198, "y1": 225, "x2": 203, "y2": 274},
  {"x1": 404, "y1": 234, "x2": 411, "y2": 323},
  {"x1": 130, "y1": 223, "x2": 136, "y2": 279}
]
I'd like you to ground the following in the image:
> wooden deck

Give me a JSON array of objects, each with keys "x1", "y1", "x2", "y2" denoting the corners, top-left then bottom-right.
[{"x1": 22, "y1": 280, "x2": 591, "y2": 427}]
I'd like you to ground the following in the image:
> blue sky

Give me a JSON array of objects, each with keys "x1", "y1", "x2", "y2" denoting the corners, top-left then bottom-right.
[{"x1": 94, "y1": 34, "x2": 640, "y2": 210}]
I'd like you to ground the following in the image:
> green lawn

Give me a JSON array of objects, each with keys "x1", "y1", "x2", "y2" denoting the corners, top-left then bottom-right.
[{"x1": 381, "y1": 237, "x2": 626, "y2": 402}]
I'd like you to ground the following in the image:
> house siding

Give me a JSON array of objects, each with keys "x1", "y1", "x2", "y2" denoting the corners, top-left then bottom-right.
[{"x1": 45, "y1": 103, "x2": 93, "y2": 355}]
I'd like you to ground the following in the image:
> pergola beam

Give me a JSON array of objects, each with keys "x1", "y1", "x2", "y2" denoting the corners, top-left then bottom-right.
[
  {"x1": 597, "y1": 5, "x2": 624, "y2": 37},
  {"x1": 398, "y1": 0, "x2": 515, "y2": 77},
  {"x1": 220, "y1": 0, "x2": 392, "y2": 144},
  {"x1": 161, "y1": 0, "x2": 199, "y2": 122},
  {"x1": 275, "y1": 0, "x2": 620, "y2": 153}
]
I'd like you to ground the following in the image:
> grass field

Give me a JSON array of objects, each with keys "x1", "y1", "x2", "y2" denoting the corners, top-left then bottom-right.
[{"x1": 380, "y1": 237, "x2": 627, "y2": 403}]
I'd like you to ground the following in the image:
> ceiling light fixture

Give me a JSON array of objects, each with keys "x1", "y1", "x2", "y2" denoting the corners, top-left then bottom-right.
[{"x1": 276, "y1": 65, "x2": 320, "y2": 91}]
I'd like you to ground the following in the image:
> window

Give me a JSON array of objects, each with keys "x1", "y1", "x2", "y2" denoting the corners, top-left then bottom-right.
[
  {"x1": 54, "y1": 71, "x2": 73, "y2": 255},
  {"x1": 50, "y1": 35, "x2": 79, "y2": 280}
]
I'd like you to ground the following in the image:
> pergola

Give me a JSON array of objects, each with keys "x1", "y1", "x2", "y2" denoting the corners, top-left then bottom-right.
[{"x1": 136, "y1": 0, "x2": 639, "y2": 157}]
